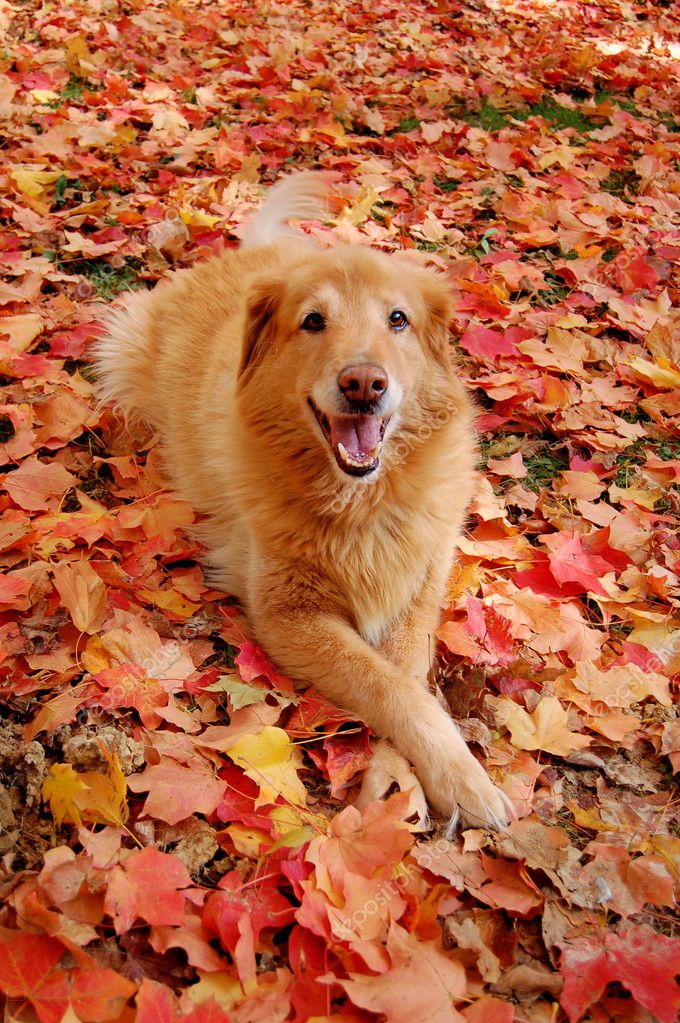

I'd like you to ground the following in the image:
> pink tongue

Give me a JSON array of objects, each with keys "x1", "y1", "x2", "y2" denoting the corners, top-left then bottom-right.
[{"x1": 330, "y1": 415, "x2": 382, "y2": 458}]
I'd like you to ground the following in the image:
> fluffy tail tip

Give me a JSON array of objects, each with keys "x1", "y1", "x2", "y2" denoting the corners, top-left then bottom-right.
[{"x1": 241, "y1": 170, "x2": 333, "y2": 250}]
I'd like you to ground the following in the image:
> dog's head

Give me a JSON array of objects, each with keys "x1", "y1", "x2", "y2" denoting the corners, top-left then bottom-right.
[{"x1": 237, "y1": 245, "x2": 454, "y2": 483}]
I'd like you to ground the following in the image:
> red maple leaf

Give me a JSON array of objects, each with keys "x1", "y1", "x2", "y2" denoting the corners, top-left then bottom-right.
[
  {"x1": 560, "y1": 921, "x2": 680, "y2": 1023},
  {"x1": 543, "y1": 531, "x2": 615, "y2": 596},
  {"x1": 234, "y1": 640, "x2": 295, "y2": 692},
  {"x1": 202, "y1": 868, "x2": 297, "y2": 955},
  {"x1": 104, "y1": 847, "x2": 193, "y2": 935}
]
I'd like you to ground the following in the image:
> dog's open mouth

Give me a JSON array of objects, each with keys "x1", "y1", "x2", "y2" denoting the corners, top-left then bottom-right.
[{"x1": 308, "y1": 399, "x2": 388, "y2": 477}]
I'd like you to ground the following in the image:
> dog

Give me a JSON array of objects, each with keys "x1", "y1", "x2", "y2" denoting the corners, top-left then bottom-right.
[{"x1": 94, "y1": 172, "x2": 514, "y2": 830}]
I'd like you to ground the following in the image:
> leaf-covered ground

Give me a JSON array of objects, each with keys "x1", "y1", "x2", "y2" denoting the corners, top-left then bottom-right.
[{"x1": 1, "y1": 0, "x2": 679, "y2": 1020}]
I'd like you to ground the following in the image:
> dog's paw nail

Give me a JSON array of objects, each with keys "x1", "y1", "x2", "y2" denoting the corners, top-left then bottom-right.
[{"x1": 444, "y1": 807, "x2": 460, "y2": 840}]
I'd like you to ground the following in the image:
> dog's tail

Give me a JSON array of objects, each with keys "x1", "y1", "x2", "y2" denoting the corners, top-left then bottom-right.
[
  {"x1": 91, "y1": 287, "x2": 159, "y2": 424},
  {"x1": 241, "y1": 171, "x2": 330, "y2": 250}
]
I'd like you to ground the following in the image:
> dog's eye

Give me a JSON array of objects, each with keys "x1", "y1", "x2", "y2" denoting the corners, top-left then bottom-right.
[
  {"x1": 301, "y1": 312, "x2": 326, "y2": 333},
  {"x1": 389, "y1": 309, "x2": 409, "y2": 331}
]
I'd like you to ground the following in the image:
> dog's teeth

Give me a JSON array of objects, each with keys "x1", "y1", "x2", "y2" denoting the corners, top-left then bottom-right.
[{"x1": 337, "y1": 442, "x2": 376, "y2": 468}]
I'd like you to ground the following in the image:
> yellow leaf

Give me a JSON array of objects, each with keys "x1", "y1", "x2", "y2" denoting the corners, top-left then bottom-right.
[
  {"x1": 569, "y1": 803, "x2": 618, "y2": 833},
  {"x1": 495, "y1": 696, "x2": 591, "y2": 756},
  {"x1": 628, "y1": 355, "x2": 680, "y2": 390},
  {"x1": 52, "y1": 559, "x2": 107, "y2": 634},
  {"x1": 80, "y1": 634, "x2": 110, "y2": 674},
  {"x1": 10, "y1": 168, "x2": 62, "y2": 197},
  {"x1": 66, "y1": 35, "x2": 93, "y2": 73},
  {"x1": 30, "y1": 89, "x2": 60, "y2": 104},
  {"x1": 114, "y1": 125, "x2": 137, "y2": 144},
  {"x1": 138, "y1": 586, "x2": 200, "y2": 619},
  {"x1": 267, "y1": 825, "x2": 313, "y2": 855},
  {"x1": 537, "y1": 145, "x2": 575, "y2": 171},
  {"x1": 339, "y1": 186, "x2": 381, "y2": 227},
  {"x1": 609, "y1": 480, "x2": 663, "y2": 510},
  {"x1": 184, "y1": 971, "x2": 242, "y2": 1012},
  {"x1": 227, "y1": 824, "x2": 270, "y2": 858},
  {"x1": 179, "y1": 206, "x2": 221, "y2": 228},
  {"x1": 269, "y1": 803, "x2": 304, "y2": 835},
  {"x1": 43, "y1": 763, "x2": 87, "y2": 826},
  {"x1": 79, "y1": 751, "x2": 129, "y2": 826},
  {"x1": 42, "y1": 753, "x2": 128, "y2": 828},
  {"x1": 0, "y1": 313, "x2": 43, "y2": 354},
  {"x1": 227, "y1": 726, "x2": 307, "y2": 807}
]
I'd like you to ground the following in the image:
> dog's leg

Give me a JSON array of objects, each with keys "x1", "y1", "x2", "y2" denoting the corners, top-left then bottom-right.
[
  {"x1": 250, "y1": 586, "x2": 513, "y2": 830},
  {"x1": 356, "y1": 598, "x2": 435, "y2": 827},
  {"x1": 354, "y1": 739, "x2": 429, "y2": 828}
]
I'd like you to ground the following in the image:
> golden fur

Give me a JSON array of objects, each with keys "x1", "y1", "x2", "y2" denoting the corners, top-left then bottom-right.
[{"x1": 94, "y1": 173, "x2": 514, "y2": 829}]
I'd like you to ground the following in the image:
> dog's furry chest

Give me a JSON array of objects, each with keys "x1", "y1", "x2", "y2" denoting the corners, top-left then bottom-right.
[{"x1": 325, "y1": 518, "x2": 434, "y2": 649}]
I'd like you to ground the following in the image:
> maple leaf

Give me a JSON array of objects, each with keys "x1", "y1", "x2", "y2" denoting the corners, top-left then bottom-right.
[
  {"x1": 477, "y1": 853, "x2": 543, "y2": 917},
  {"x1": 0, "y1": 926, "x2": 64, "y2": 1000},
  {"x1": 42, "y1": 754, "x2": 128, "y2": 828},
  {"x1": 307, "y1": 792, "x2": 414, "y2": 884},
  {"x1": 104, "y1": 847, "x2": 193, "y2": 935},
  {"x1": 150, "y1": 913, "x2": 226, "y2": 972},
  {"x1": 542, "y1": 531, "x2": 614, "y2": 596},
  {"x1": 52, "y1": 559, "x2": 107, "y2": 634},
  {"x1": 560, "y1": 921, "x2": 680, "y2": 1023},
  {"x1": 0, "y1": 572, "x2": 31, "y2": 609},
  {"x1": 308, "y1": 729, "x2": 371, "y2": 796},
  {"x1": 333, "y1": 922, "x2": 467, "y2": 1023},
  {"x1": 93, "y1": 664, "x2": 171, "y2": 729},
  {"x1": 127, "y1": 759, "x2": 225, "y2": 825},
  {"x1": 135, "y1": 978, "x2": 231, "y2": 1023},
  {"x1": 10, "y1": 167, "x2": 62, "y2": 196},
  {"x1": 42, "y1": 764, "x2": 88, "y2": 827},
  {"x1": 202, "y1": 869, "x2": 297, "y2": 959},
  {"x1": 227, "y1": 726, "x2": 307, "y2": 807},
  {"x1": 69, "y1": 967, "x2": 137, "y2": 1022},
  {"x1": 459, "y1": 326, "x2": 520, "y2": 361},
  {"x1": 578, "y1": 842, "x2": 676, "y2": 918},
  {"x1": 3, "y1": 457, "x2": 77, "y2": 512},
  {"x1": 204, "y1": 675, "x2": 268, "y2": 709},
  {"x1": 570, "y1": 662, "x2": 671, "y2": 710},
  {"x1": 234, "y1": 641, "x2": 295, "y2": 692},
  {"x1": 1, "y1": 312, "x2": 43, "y2": 352},
  {"x1": 494, "y1": 696, "x2": 591, "y2": 757}
]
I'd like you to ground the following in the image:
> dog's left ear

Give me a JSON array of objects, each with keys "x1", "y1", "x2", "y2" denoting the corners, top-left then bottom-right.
[
  {"x1": 238, "y1": 275, "x2": 286, "y2": 380},
  {"x1": 418, "y1": 270, "x2": 454, "y2": 370}
]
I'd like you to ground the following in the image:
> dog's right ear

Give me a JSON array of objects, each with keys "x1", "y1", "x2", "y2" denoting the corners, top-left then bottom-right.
[{"x1": 238, "y1": 275, "x2": 286, "y2": 380}]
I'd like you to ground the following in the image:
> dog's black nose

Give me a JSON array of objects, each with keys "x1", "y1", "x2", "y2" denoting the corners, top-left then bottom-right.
[{"x1": 338, "y1": 364, "x2": 388, "y2": 404}]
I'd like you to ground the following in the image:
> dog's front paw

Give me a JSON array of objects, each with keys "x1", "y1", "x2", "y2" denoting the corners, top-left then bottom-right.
[
  {"x1": 355, "y1": 739, "x2": 429, "y2": 829},
  {"x1": 425, "y1": 752, "x2": 516, "y2": 832}
]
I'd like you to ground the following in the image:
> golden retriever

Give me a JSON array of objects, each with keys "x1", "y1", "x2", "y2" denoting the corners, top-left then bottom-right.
[{"x1": 94, "y1": 173, "x2": 514, "y2": 830}]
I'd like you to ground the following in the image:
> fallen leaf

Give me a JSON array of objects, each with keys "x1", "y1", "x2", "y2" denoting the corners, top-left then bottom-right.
[
  {"x1": 128, "y1": 760, "x2": 225, "y2": 825},
  {"x1": 104, "y1": 847, "x2": 193, "y2": 935},
  {"x1": 560, "y1": 921, "x2": 680, "y2": 1023},
  {"x1": 227, "y1": 726, "x2": 307, "y2": 807},
  {"x1": 494, "y1": 696, "x2": 591, "y2": 756},
  {"x1": 3, "y1": 457, "x2": 77, "y2": 512},
  {"x1": 334, "y1": 922, "x2": 466, "y2": 1023},
  {"x1": 52, "y1": 559, "x2": 107, "y2": 634}
]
